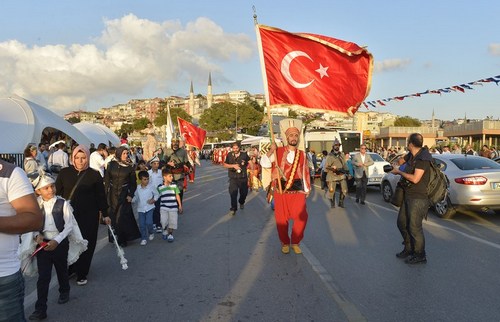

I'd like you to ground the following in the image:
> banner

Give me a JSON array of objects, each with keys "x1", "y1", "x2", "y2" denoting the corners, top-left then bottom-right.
[
  {"x1": 165, "y1": 106, "x2": 175, "y2": 147},
  {"x1": 177, "y1": 117, "x2": 206, "y2": 150},
  {"x1": 256, "y1": 24, "x2": 373, "y2": 115}
]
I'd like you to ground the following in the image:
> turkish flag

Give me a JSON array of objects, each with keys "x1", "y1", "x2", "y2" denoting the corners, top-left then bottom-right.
[
  {"x1": 177, "y1": 117, "x2": 207, "y2": 150},
  {"x1": 257, "y1": 24, "x2": 373, "y2": 115}
]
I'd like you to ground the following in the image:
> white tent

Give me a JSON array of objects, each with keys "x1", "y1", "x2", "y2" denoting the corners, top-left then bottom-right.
[
  {"x1": 74, "y1": 122, "x2": 120, "y2": 147},
  {"x1": 0, "y1": 95, "x2": 91, "y2": 153}
]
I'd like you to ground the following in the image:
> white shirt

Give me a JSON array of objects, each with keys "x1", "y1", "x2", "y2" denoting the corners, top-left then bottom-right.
[
  {"x1": 49, "y1": 149, "x2": 69, "y2": 168},
  {"x1": 0, "y1": 164, "x2": 35, "y2": 276},
  {"x1": 148, "y1": 169, "x2": 163, "y2": 190},
  {"x1": 35, "y1": 196, "x2": 73, "y2": 245},
  {"x1": 132, "y1": 184, "x2": 158, "y2": 213},
  {"x1": 89, "y1": 151, "x2": 106, "y2": 177}
]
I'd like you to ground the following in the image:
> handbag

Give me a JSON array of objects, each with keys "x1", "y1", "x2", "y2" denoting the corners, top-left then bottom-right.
[{"x1": 391, "y1": 184, "x2": 404, "y2": 207}]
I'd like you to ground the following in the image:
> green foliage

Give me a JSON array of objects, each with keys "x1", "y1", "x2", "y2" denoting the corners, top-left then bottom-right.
[
  {"x1": 199, "y1": 101, "x2": 264, "y2": 139},
  {"x1": 154, "y1": 108, "x2": 192, "y2": 127},
  {"x1": 119, "y1": 123, "x2": 134, "y2": 135},
  {"x1": 133, "y1": 117, "x2": 150, "y2": 131},
  {"x1": 394, "y1": 116, "x2": 422, "y2": 127},
  {"x1": 66, "y1": 117, "x2": 80, "y2": 124},
  {"x1": 244, "y1": 96, "x2": 264, "y2": 113}
]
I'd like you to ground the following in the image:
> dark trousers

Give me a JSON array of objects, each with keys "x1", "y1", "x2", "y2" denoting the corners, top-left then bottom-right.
[
  {"x1": 153, "y1": 198, "x2": 161, "y2": 228},
  {"x1": 321, "y1": 171, "x2": 327, "y2": 189},
  {"x1": 397, "y1": 198, "x2": 429, "y2": 255},
  {"x1": 35, "y1": 239, "x2": 70, "y2": 313},
  {"x1": 355, "y1": 172, "x2": 368, "y2": 201},
  {"x1": 228, "y1": 177, "x2": 248, "y2": 210}
]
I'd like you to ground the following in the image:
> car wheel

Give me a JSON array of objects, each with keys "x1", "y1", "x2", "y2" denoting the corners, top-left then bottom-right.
[
  {"x1": 381, "y1": 181, "x2": 393, "y2": 202},
  {"x1": 433, "y1": 196, "x2": 456, "y2": 219}
]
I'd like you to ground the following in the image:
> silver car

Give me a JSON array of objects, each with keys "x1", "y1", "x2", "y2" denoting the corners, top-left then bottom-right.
[{"x1": 381, "y1": 154, "x2": 500, "y2": 219}]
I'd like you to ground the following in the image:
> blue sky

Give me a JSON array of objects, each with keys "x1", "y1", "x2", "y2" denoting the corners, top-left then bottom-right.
[{"x1": 0, "y1": 0, "x2": 498, "y2": 120}]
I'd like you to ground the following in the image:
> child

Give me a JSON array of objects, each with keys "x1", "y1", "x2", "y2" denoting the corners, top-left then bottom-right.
[
  {"x1": 132, "y1": 171, "x2": 159, "y2": 246},
  {"x1": 157, "y1": 168, "x2": 183, "y2": 242},
  {"x1": 29, "y1": 174, "x2": 74, "y2": 321}
]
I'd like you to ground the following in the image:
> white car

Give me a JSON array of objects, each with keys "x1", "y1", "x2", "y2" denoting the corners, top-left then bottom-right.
[{"x1": 349, "y1": 152, "x2": 390, "y2": 187}]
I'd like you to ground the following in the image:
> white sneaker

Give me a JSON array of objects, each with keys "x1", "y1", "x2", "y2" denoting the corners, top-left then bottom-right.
[
  {"x1": 149, "y1": 234, "x2": 154, "y2": 241},
  {"x1": 167, "y1": 234, "x2": 174, "y2": 242},
  {"x1": 76, "y1": 279, "x2": 87, "y2": 286},
  {"x1": 140, "y1": 240, "x2": 147, "y2": 246}
]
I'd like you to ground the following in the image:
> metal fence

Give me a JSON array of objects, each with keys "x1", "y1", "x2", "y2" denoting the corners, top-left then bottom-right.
[{"x1": 0, "y1": 153, "x2": 24, "y2": 167}]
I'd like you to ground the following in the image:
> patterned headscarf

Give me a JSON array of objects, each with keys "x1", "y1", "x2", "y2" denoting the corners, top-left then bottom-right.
[
  {"x1": 115, "y1": 146, "x2": 129, "y2": 165},
  {"x1": 72, "y1": 145, "x2": 90, "y2": 171}
]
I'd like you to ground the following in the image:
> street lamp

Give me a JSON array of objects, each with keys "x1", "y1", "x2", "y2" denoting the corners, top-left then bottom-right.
[{"x1": 235, "y1": 106, "x2": 238, "y2": 140}]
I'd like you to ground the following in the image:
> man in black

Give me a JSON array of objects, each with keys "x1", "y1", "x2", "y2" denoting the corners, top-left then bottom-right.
[
  {"x1": 223, "y1": 142, "x2": 250, "y2": 216},
  {"x1": 164, "y1": 138, "x2": 191, "y2": 202},
  {"x1": 391, "y1": 133, "x2": 432, "y2": 264}
]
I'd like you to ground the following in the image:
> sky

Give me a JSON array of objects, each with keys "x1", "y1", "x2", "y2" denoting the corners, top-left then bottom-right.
[{"x1": 0, "y1": 0, "x2": 498, "y2": 120}]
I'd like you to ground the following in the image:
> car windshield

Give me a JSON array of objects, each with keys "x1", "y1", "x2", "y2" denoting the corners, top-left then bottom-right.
[
  {"x1": 370, "y1": 153, "x2": 385, "y2": 162},
  {"x1": 451, "y1": 157, "x2": 500, "y2": 170}
]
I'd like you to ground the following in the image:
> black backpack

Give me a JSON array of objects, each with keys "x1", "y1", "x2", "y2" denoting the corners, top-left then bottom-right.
[{"x1": 427, "y1": 160, "x2": 448, "y2": 206}]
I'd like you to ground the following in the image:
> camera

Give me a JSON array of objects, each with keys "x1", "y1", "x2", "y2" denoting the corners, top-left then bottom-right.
[{"x1": 383, "y1": 164, "x2": 393, "y2": 173}]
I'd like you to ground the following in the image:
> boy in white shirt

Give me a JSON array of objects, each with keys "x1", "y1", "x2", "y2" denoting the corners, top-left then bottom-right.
[
  {"x1": 29, "y1": 174, "x2": 73, "y2": 320},
  {"x1": 132, "y1": 171, "x2": 159, "y2": 246}
]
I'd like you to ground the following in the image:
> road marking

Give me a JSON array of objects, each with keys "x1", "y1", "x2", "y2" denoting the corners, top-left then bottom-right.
[{"x1": 301, "y1": 243, "x2": 367, "y2": 322}]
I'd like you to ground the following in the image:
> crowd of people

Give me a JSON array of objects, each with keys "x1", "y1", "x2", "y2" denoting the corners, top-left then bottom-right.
[
  {"x1": 0, "y1": 131, "x2": 205, "y2": 320},
  {"x1": 3, "y1": 123, "x2": 500, "y2": 320}
]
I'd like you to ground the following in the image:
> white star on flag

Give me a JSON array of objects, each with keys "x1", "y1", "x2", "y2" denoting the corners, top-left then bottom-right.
[{"x1": 315, "y1": 63, "x2": 329, "y2": 79}]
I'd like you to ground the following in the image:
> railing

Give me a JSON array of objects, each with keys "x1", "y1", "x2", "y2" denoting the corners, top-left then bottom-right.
[
  {"x1": 378, "y1": 126, "x2": 439, "y2": 136},
  {"x1": 0, "y1": 153, "x2": 24, "y2": 167},
  {"x1": 443, "y1": 120, "x2": 500, "y2": 133}
]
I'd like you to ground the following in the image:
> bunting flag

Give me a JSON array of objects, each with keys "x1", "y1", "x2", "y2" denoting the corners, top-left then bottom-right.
[
  {"x1": 362, "y1": 75, "x2": 500, "y2": 109},
  {"x1": 256, "y1": 24, "x2": 373, "y2": 116},
  {"x1": 177, "y1": 117, "x2": 207, "y2": 150},
  {"x1": 165, "y1": 106, "x2": 175, "y2": 147}
]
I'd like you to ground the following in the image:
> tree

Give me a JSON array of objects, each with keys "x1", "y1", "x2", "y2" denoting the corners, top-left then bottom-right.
[
  {"x1": 119, "y1": 123, "x2": 134, "y2": 135},
  {"x1": 244, "y1": 96, "x2": 264, "y2": 113},
  {"x1": 199, "y1": 101, "x2": 264, "y2": 140},
  {"x1": 394, "y1": 116, "x2": 422, "y2": 127},
  {"x1": 154, "y1": 107, "x2": 192, "y2": 127},
  {"x1": 66, "y1": 116, "x2": 80, "y2": 124},
  {"x1": 133, "y1": 117, "x2": 150, "y2": 131}
]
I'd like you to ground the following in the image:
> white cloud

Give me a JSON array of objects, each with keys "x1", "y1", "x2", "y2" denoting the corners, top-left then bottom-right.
[
  {"x1": 489, "y1": 43, "x2": 500, "y2": 56},
  {"x1": 0, "y1": 14, "x2": 254, "y2": 113},
  {"x1": 373, "y1": 58, "x2": 411, "y2": 73}
]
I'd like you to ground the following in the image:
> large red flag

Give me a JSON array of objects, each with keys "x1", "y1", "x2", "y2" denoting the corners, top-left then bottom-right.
[
  {"x1": 177, "y1": 117, "x2": 207, "y2": 150},
  {"x1": 257, "y1": 24, "x2": 373, "y2": 115}
]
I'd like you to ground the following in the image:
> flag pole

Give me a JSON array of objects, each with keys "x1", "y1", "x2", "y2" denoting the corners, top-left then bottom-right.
[{"x1": 254, "y1": 9, "x2": 282, "y2": 194}]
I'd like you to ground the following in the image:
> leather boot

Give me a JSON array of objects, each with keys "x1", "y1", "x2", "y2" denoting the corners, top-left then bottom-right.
[
  {"x1": 330, "y1": 198, "x2": 335, "y2": 208},
  {"x1": 338, "y1": 194, "x2": 345, "y2": 208}
]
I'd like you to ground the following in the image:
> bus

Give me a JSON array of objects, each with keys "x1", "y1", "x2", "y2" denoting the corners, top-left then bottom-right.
[{"x1": 305, "y1": 129, "x2": 362, "y2": 155}]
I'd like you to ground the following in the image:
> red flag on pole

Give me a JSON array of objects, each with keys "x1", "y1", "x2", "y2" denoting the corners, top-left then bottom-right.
[
  {"x1": 256, "y1": 24, "x2": 373, "y2": 115},
  {"x1": 177, "y1": 117, "x2": 207, "y2": 150}
]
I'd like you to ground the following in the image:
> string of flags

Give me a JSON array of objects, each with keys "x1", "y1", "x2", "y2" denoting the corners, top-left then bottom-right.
[{"x1": 362, "y1": 75, "x2": 500, "y2": 109}]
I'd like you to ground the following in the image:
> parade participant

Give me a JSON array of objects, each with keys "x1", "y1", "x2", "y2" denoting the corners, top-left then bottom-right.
[
  {"x1": 325, "y1": 139, "x2": 349, "y2": 208},
  {"x1": 147, "y1": 156, "x2": 163, "y2": 233},
  {"x1": 141, "y1": 122, "x2": 157, "y2": 161},
  {"x1": 319, "y1": 150, "x2": 328, "y2": 190},
  {"x1": 28, "y1": 174, "x2": 74, "y2": 321},
  {"x1": 186, "y1": 147, "x2": 200, "y2": 183},
  {"x1": 391, "y1": 133, "x2": 432, "y2": 264},
  {"x1": 163, "y1": 138, "x2": 191, "y2": 203},
  {"x1": 89, "y1": 143, "x2": 108, "y2": 177},
  {"x1": 56, "y1": 145, "x2": 109, "y2": 286},
  {"x1": 104, "y1": 146, "x2": 141, "y2": 247},
  {"x1": 158, "y1": 168, "x2": 183, "y2": 242},
  {"x1": 223, "y1": 142, "x2": 250, "y2": 216},
  {"x1": 247, "y1": 155, "x2": 262, "y2": 191},
  {"x1": 260, "y1": 118, "x2": 311, "y2": 254},
  {"x1": 23, "y1": 144, "x2": 40, "y2": 175},
  {"x1": 0, "y1": 159, "x2": 43, "y2": 321},
  {"x1": 351, "y1": 144, "x2": 374, "y2": 205},
  {"x1": 132, "y1": 171, "x2": 158, "y2": 246}
]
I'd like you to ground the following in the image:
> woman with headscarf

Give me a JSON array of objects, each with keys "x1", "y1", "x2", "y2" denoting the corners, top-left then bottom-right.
[
  {"x1": 55, "y1": 145, "x2": 109, "y2": 286},
  {"x1": 104, "y1": 146, "x2": 140, "y2": 247},
  {"x1": 23, "y1": 144, "x2": 40, "y2": 174}
]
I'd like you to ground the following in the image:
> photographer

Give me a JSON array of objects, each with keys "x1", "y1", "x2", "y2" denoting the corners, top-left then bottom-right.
[
  {"x1": 325, "y1": 139, "x2": 349, "y2": 208},
  {"x1": 223, "y1": 142, "x2": 250, "y2": 216}
]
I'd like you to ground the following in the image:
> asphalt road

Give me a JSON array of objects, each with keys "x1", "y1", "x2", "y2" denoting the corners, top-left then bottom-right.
[{"x1": 22, "y1": 162, "x2": 500, "y2": 322}]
